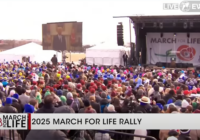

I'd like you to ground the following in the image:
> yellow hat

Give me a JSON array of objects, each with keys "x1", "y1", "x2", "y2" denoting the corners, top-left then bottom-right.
[
  {"x1": 66, "y1": 75, "x2": 70, "y2": 79},
  {"x1": 59, "y1": 78, "x2": 63, "y2": 80},
  {"x1": 56, "y1": 73, "x2": 61, "y2": 78},
  {"x1": 19, "y1": 72, "x2": 22, "y2": 76},
  {"x1": 107, "y1": 69, "x2": 110, "y2": 72}
]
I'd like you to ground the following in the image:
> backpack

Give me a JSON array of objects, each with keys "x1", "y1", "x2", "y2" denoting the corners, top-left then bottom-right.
[{"x1": 71, "y1": 98, "x2": 80, "y2": 113}]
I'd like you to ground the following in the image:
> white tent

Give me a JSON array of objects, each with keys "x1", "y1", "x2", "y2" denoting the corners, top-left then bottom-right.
[
  {"x1": 0, "y1": 42, "x2": 62, "y2": 63},
  {"x1": 86, "y1": 42, "x2": 130, "y2": 66}
]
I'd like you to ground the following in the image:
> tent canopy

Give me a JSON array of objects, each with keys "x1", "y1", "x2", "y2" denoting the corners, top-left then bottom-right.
[
  {"x1": 86, "y1": 42, "x2": 130, "y2": 65},
  {"x1": 87, "y1": 42, "x2": 129, "y2": 51},
  {"x1": 1, "y1": 42, "x2": 42, "y2": 55},
  {"x1": 0, "y1": 42, "x2": 62, "y2": 63}
]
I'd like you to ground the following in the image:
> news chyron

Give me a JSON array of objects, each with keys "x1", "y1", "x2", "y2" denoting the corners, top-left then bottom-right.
[{"x1": 0, "y1": 114, "x2": 27, "y2": 129}]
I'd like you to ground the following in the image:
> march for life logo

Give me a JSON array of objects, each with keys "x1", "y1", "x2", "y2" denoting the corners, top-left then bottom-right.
[
  {"x1": 0, "y1": 114, "x2": 27, "y2": 129},
  {"x1": 177, "y1": 45, "x2": 196, "y2": 61}
]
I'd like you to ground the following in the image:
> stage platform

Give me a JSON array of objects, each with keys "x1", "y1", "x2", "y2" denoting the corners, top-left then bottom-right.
[
  {"x1": 152, "y1": 66, "x2": 195, "y2": 71},
  {"x1": 131, "y1": 64, "x2": 196, "y2": 71}
]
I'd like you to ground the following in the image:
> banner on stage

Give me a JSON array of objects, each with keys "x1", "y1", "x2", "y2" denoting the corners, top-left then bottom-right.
[{"x1": 146, "y1": 33, "x2": 200, "y2": 65}]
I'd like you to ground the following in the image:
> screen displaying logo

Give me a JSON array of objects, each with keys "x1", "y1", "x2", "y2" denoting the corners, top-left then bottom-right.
[{"x1": 177, "y1": 45, "x2": 196, "y2": 61}]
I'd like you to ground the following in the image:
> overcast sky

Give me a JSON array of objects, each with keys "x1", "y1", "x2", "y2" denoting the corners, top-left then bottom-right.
[{"x1": 0, "y1": 0, "x2": 198, "y2": 45}]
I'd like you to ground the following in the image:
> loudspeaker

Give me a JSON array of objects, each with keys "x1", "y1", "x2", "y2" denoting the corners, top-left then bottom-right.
[{"x1": 117, "y1": 24, "x2": 124, "y2": 46}]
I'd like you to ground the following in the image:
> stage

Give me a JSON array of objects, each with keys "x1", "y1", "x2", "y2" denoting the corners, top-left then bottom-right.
[{"x1": 114, "y1": 15, "x2": 200, "y2": 67}]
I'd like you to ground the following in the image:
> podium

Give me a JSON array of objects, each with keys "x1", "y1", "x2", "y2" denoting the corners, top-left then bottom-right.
[
  {"x1": 169, "y1": 51, "x2": 180, "y2": 68},
  {"x1": 170, "y1": 57, "x2": 176, "y2": 68}
]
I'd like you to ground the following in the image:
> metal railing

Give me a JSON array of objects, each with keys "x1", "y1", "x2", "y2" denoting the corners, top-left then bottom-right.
[
  {"x1": 0, "y1": 130, "x2": 157, "y2": 140},
  {"x1": 95, "y1": 130, "x2": 157, "y2": 140}
]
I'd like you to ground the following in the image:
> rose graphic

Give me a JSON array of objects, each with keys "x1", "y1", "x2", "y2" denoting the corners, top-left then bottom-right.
[{"x1": 177, "y1": 45, "x2": 196, "y2": 61}]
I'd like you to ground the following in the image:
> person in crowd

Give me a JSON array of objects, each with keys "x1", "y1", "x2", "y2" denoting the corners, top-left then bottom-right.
[
  {"x1": 36, "y1": 95, "x2": 55, "y2": 113},
  {"x1": 0, "y1": 59, "x2": 200, "y2": 140},
  {"x1": 19, "y1": 88, "x2": 30, "y2": 106},
  {"x1": 26, "y1": 106, "x2": 74, "y2": 140},
  {"x1": 89, "y1": 96, "x2": 100, "y2": 113},
  {"x1": 121, "y1": 99, "x2": 129, "y2": 113},
  {"x1": 0, "y1": 97, "x2": 18, "y2": 113},
  {"x1": 29, "y1": 99, "x2": 39, "y2": 112},
  {"x1": 51, "y1": 54, "x2": 58, "y2": 66},
  {"x1": 151, "y1": 85, "x2": 161, "y2": 102},
  {"x1": 122, "y1": 52, "x2": 128, "y2": 66},
  {"x1": 11, "y1": 93, "x2": 23, "y2": 113},
  {"x1": 134, "y1": 96, "x2": 152, "y2": 113},
  {"x1": 84, "y1": 99, "x2": 96, "y2": 113}
]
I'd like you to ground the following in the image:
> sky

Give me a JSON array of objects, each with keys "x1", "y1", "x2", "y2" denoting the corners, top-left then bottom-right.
[{"x1": 0, "y1": 0, "x2": 199, "y2": 45}]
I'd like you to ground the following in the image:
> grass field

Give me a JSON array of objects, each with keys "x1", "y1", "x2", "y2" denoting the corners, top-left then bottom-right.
[{"x1": 65, "y1": 53, "x2": 85, "y2": 63}]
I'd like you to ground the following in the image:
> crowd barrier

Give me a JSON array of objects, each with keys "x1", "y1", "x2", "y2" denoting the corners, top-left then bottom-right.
[
  {"x1": 95, "y1": 130, "x2": 157, "y2": 140},
  {"x1": 0, "y1": 130, "x2": 157, "y2": 140}
]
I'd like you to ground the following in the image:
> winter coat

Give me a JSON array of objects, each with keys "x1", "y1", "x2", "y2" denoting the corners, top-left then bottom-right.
[
  {"x1": 163, "y1": 94, "x2": 176, "y2": 103},
  {"x1": 151, "y1": 91, "x2": 161, "y2": 102},
  {"x1": 160, "y1": 130, "x2": 200, "y2": 140},
  {"x1": 100, "y1": 99, "x2": 109, "y2": 113},
  {"x1": 90, "y1": 101, "x2": 100, "y2": 113},
  {"x1": 121, "y1": 105, "x2": 129, "y2": 113},
  {"x1": 12, "y1": 99, "x2": 23, "y2": 113},
  {"x1": 134, "y1": 104, "x2": 152, "y2": 113},
  {"x1": 0, "y1": 104, "x2": 18, "y2": 113},
  {"x1": 94, "y1": 132, "x2": 110, "y2": 140},
  {"x1": 19, "y1": 94, "x2": 30, "y2": 107},
  {"x1": 36, "y1": 104, "x2": 55, "y2": 113},
  {"x1": 178, "y1": 133, "x2": 191, "y2": 140},
  {"x1": 25, "y1": 130, "x2": 68, "y2": 140},
  {"x1": 0, "y1": 130, "x2": 20, "y2": 140}
]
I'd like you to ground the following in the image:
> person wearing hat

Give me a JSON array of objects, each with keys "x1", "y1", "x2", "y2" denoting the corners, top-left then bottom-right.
[
  {"x1": 24, "y1": 104, "x2": 35, "y2": 113},
  {"x1": 79, "y1": 99, "x2": 95, "y2": 113},
  {"x1": 106, "y1": 104, "x2": 116, "y2": 113},
  {"x1": 167, "y1": 130, "x2": 179, "y2": 140},
  {"x1": 0, "y1": 97, "x2": 18, "y2": 113},
  {"x1": 76, "y1": 83, "x2": 84, "y2": 98},
  {"x1": 26, "y1": 106, "x2": 75, "y2": 140},
  {"x1": 180, "y1": 99, "x2": 189, "y2": 113},
  {"x1": 60, "y1": 95, "x2": 67, "y2": 105},
  {"x1": 178, "y1": 130, "x2": 191, "y2": 140},
  {"x1": 29, "y1": 99, "x2": 39, "y2": 112},
  {"x1": 100, "y1": 92, "x2": 110, "y2": 113},
  {"x1": 89, "y1": 96, "x2": 100, "y2": 113},
  {"x1": 134, "y1": 96, "x2": 152, "y2": 113},
  {"x1": 36, "y1": 95, "x2": 55, "y2": 113},
  {"x1": 11, "y1": 94, "x2": 23, "y2": 113}
]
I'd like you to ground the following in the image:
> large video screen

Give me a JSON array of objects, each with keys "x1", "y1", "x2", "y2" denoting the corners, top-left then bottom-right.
[{"x1": 42, "y1": 22, "x2": 82, "y2": 52}]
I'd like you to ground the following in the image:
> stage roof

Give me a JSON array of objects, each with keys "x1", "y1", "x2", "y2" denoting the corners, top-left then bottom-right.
[{"x1": 113, "y1": 15, "x2": 200, "y2": 23}]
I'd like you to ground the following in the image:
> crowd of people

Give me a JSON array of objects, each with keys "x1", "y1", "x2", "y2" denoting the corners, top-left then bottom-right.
[{"x1": 0, "y1": 55, "x2": 200, "y2": 140}]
